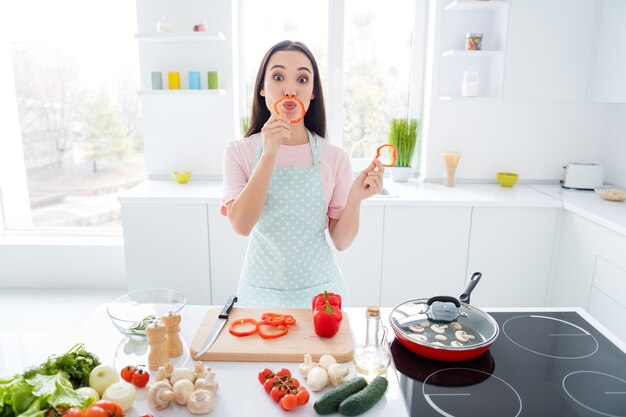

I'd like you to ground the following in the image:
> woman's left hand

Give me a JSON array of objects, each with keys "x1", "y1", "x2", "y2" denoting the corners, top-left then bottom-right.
[{"x1": 349, "y1": 159, "x2": 384, "y2": 200}]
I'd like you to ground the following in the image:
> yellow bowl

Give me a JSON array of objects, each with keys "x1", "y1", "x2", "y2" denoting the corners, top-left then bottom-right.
[
  {"x1": 172, "y1": 171, "x2": 192, "y2": 184},
  {"x1": 497, "y1": 172, "x2": 519, "y2": 188}
]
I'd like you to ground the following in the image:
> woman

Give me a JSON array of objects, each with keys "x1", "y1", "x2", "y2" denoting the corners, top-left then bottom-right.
[{"x1": 222, "y1": 40, "x2": 384, "y2": 307}]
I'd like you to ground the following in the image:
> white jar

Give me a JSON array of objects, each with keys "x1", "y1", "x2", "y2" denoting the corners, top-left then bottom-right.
[{"x1": 462, "y1": 70, "x2": 480, "y2": 97}]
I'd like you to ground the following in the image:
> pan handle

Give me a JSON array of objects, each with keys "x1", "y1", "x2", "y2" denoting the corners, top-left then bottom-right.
[
  {"x1": 459, "y1": 272, "x2": 482, "y2": 304},
  {"x1": 427, "y1": 296, "x2": 461, "y2": 307}
]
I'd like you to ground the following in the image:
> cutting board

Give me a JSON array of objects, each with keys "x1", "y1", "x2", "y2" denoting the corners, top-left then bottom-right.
[{"x1": 189, "y1": 307, "x2": 354, "y2": 362}]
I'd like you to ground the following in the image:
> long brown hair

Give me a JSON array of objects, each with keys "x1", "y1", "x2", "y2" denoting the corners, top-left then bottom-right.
[{"x1": 245, "y1": 40, "x2": 326, "y2": 138}]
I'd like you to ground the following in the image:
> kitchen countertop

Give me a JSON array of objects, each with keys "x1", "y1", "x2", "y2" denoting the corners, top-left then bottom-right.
[{"x1": 119, "y1": 180, "x2": 626, "y2": 237}]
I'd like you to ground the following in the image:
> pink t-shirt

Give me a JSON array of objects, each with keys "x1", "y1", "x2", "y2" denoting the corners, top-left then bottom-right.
[{"x1": 222, "y1": 132, "x2": 353, "y2": 222}]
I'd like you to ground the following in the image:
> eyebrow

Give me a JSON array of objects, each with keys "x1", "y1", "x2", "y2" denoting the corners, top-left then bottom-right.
[{"x1": 269, "y1": 64, "x2": 312, "y2": 74}]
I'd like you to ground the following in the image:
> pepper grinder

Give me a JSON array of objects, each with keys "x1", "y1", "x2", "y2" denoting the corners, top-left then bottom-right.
[
  {"x1": 146, "y1": 320, "x2": 168, "y2": 371},
  {"x1": 161, "y1": 311, "x2": 183, "y2": 358}
]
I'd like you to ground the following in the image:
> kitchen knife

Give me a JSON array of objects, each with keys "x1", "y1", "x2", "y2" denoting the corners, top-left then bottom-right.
[{"x1": 194, "y1": 295, "x2": 238, "y2": 358}]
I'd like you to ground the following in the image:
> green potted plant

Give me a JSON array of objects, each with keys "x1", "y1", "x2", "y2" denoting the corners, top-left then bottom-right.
[{"x1": 388, "y1": 118, "x2": 420, "y2": 182}]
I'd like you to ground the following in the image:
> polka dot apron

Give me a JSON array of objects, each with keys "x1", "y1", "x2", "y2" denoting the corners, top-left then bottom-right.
[{"x1": 236, "y1": 130, "x2": 349, "y2": 308}]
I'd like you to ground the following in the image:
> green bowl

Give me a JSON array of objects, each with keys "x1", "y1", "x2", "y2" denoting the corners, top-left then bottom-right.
[
  {"x1": 497, "y1": 172, "x2": 519, "y2": 188},
  {"x1": 172, "y1": 171, "x2": 192, "y2": 184}
]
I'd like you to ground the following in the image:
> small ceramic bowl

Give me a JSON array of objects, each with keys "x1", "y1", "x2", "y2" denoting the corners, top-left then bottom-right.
[
  {"x1": 173, "y1": 171, "x2": 192, "y2": 184},
  {"x1": 497, "y1": 172, "x2": 519, "y2": 188},
  {"x1": 594, "y1": 186, "x2": 626, "y2": 202}
]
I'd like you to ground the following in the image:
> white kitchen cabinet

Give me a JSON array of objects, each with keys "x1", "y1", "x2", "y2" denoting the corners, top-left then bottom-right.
[
  {"x1": 121, "y1": 202, "x2": 212, "y2": 304},
  {"x1": 551, "y1": 211, "x2": 626, "y2": 338},
  {"x1": 380, "y1": 207, "x2": 472, "y2": 307},
  {"x1": 208, "y1": 203, "x2": 248, "y2": 304},
  {"x1": 333, "y1": 206, "x2": 385, "y2": 307},
  {"x1": 504, "y1": 0, "x2": 597, "y2": 101},
  {"x1": 466, "y1": 207, "x2": 558, "y2": 307},
  {"x1": 591, "y1": 0, "x2": 626, "y2": 103},
  {"x1": 436, "y1": 0, "x2": 510, "y2": 100}
]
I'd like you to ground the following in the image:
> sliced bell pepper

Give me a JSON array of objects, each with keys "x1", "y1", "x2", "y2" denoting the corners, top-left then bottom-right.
[
  {"x1": 257, "y1": 322, "x2": 289, "y2": 339},
  {"x1": 375, "y1": 144, "x2": 397, "y2": 167},
  {"x1": 229, "y1": 318, "x2": 258, "y2": 337},
  {"x1": 261, "y1": 313, "x2": 297, "y2": 326},
  {"x1": 313, "y1": 301, "x2": 343, "y2": 338},
  {"x1": 273, "y1": 97, "x2": 306, "y2": 123},
  {"x1": 312, "y1": 291, "x2": 342, "y2": 311}
]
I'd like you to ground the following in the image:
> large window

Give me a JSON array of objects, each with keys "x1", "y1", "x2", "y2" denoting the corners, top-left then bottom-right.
[
  {"x1": 240, "y1": 0, "x2": 419, "y2": 165},
  {"x1": 2, "y1": 0, "x2": 143, "y2": 231}
]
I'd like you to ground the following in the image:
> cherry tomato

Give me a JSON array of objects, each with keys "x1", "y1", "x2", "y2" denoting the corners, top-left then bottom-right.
[
  {"x1": 84, "y1": 407, "x2": 109, "y2": 417},
  {"x1": 279, "y1": 394, "x2": 299, "y2": 411},
  {"x1": 138, "y1": 415, "x2": 153, "y2": 417},
  {"x1": 295, "y1": 387, "x2": 310, "y2": 406},
  {"x1": 270, "y1": 386, "x2": 287, "y2": 403},
  {"x1": 258, "y1": 368, "x2": 274, "y2": 385},
  {"x1": 91, "y1": 400, "x2": 123, "y2": 417},
  {"x1": 131, "y1": 368, "x2": 150, "y2": 388},
  {"x1": 46, "y1": 407, "x2": 67, "y2": 417},
  {"x1": 287, "y1": 377, "x2": 300, "y2": 388},
  {"x1": 64, "y1": 409, "x2": 85, "y2": 417},
  {"x1": 263, "y1": 377, "x2": 277, "y2": 394},
  {"x1": 120, "y1": 365, "x2": 136, "y2": 382},
  {"x1": 276, "y1": 368, "x2": 291, "y2": 379}
]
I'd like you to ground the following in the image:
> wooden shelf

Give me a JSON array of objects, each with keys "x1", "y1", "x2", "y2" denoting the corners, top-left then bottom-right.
[
  {"x1": 442, "y1": 49, "x2": 503, "y2": 57},
  {"x1": 138, "y1": 89, "x2": 226, "y2": 96},
  {"x1": 135, "y1": 32, "x2": 225, "y2": 42},
  {"x1": 445, "y1": 0, "x2": 508, "y2": 11}
]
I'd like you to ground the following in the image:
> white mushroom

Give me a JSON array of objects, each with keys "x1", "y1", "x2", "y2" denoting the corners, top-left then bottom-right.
[
  {"x1": 435, "y1": 334, "x2": 448, "y2": 341},
  {"x1": 299, "y1": 354, "x2": 319, "y2": 379},
  {"x1": 410, "y1": 334, "x2": 428, "y2": 342},
  {"x1": 318, "y1": 354, "x2": 337, "y2": 371},
  {"x1": 173, "y1": 379, "x2": 195, "y2": 405},
  {"x1": 327, "y1": 364, "x2": 350, "y2": 387},
  {"x1": 192, "y1": 361, "x2": 209, "y2": 381},
  {"x1": 163, "y1": 362, "x2": 174, "y2": 379},
  {"x1": 451, "y1": 322, "x2": 463, "y2": 330},
  {"x1": 408, "y1": 325, "x2": 424, "y2": 333},
  {"x1": 419, "y1": 321, "x2": 430, "y2": 327},
  {"x1": 451, "y1": 341, "x2": 464, "y2": 347},
  {"x1": 147, "y1": 381, "x2": 174, "y2": 410},
  {"x1": 431, "y1": 324, "x2": 448, "y2": 334},
  {"x1": 194, "y1": 370, "x2": 218, "y2": 394},
  {"x1": 455, "y1": 330, "x2": 476, "y2": 343},
  {"x1": 187, "y1": 389, "x2": 215, "y2": 414},
  {"x1": 170, "y1": 368, "x2": 195, "y2": 385},
  {"x1": 306, "y1": 366, "x2": 329, "y2": 392}
]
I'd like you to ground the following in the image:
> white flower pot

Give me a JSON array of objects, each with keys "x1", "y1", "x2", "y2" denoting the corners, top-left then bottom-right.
[{"x1": 391, "y1": 167, "x2": 411, "y2": 182}]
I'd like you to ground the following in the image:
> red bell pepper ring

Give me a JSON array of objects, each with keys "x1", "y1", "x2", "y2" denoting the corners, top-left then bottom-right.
[
  {"x1": 312, "y1": 291, "x2": 342, "y2": 311},
  {"x1": 261, "y1": 313, "x2": 297, "y2": 326},
  {"x1": 229, "y1": 318, "x2": 258, "y2": 337},
  {"x1": 273, "y1": 97, "x2": 306, "y2": 123},
  {"x1": 257, "y1": 322, "x2": 289, "y2": 339},
  {"x1": 313, "y1": 301, "x2": 343, "y2": 338},
  {"x1": 375, "y1": 144, "x2": 397, "y2": 167}
]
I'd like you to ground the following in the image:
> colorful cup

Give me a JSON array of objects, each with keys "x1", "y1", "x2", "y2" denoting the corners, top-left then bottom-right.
[
  {"x1": 168, "y1": 72, "x2": 181, "y2": 90},
  {"x1": 151, "y1": 72, "x2": 163, "y2": 90},
  {"x1": 189, "y1": 71, "x2": 201, "y2": 90},
  {"x1": 208, "y1": 71, "x2": 220, "y2": 90}
]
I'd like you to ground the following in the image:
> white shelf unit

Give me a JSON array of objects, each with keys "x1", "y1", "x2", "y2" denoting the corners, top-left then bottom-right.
[
  {"x1": 138, "y1": 89, "x2": 226, "y2": 96},
  {"x1": 135, "y1": 31, "x2": 225, "y2": 42},
  {"x1": 437, "y1": 0, "x2": 510, "y2": 100}
]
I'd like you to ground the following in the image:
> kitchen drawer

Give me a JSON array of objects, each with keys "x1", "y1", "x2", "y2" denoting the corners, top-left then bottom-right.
[{"x1": 591, "y1": 256, "x2": 626, "y2": 308}]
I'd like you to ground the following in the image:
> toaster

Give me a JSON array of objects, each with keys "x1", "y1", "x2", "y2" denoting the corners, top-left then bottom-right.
[{"x1": 561, "y1": 163, "x2": 604, "y2": 190}]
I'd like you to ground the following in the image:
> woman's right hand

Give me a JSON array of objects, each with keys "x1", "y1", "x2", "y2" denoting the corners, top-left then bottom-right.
[{"x1": 261, "y1": 113, "x2": 291, "y2": 157}]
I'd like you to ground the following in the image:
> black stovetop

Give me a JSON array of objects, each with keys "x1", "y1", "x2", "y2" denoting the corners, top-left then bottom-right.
[{"x1": 390, "y1": 311, "x2": 626, "y2": 417}]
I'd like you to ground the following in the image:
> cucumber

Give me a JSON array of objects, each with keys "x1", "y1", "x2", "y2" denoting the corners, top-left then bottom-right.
[
  {"x1": 313, "y1": 377, "x2": 368, "y2": 415},
  {"x1": 338, "y1": 376, "x2": 388, "y2": 416}
]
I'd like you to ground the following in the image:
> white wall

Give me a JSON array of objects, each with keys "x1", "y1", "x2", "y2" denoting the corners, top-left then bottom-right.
[
  {"x1": 603, "y1": 105, "x2": 626, "y2": 187},
  {"x1": 422, "y1": 100, "x2": 610, "y2": 182}
]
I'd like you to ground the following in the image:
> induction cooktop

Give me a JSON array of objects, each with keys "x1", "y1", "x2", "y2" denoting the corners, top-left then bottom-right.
[{"x1": 390, "y1": 311, "x2": 626, "y2": 417}]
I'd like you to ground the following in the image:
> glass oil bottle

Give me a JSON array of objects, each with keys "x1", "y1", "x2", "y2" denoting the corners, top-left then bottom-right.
[{"x1": 353, "y1": 306, "x2": 391, "y2": 379}]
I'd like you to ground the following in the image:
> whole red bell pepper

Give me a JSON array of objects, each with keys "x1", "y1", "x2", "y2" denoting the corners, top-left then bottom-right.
[
  {"x1": 313, "y1": 301, "x2": 343, "y2": 338},
  {"x1": 312, "y1": 291, "x2": 342, "y2": 311}
]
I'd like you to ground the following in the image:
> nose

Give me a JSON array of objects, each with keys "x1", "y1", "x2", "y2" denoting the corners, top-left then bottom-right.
[{"x1": 283, "y1": 89, "x2": 296, "y2": 97}]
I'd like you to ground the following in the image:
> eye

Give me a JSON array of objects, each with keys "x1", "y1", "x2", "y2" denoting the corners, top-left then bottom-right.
[
  {"x1": 272, "y1": 74, "x2": 284, "y2": 81},
  {"x1": 298, "y1": 76, "x2": 309, "y2": 84}
]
